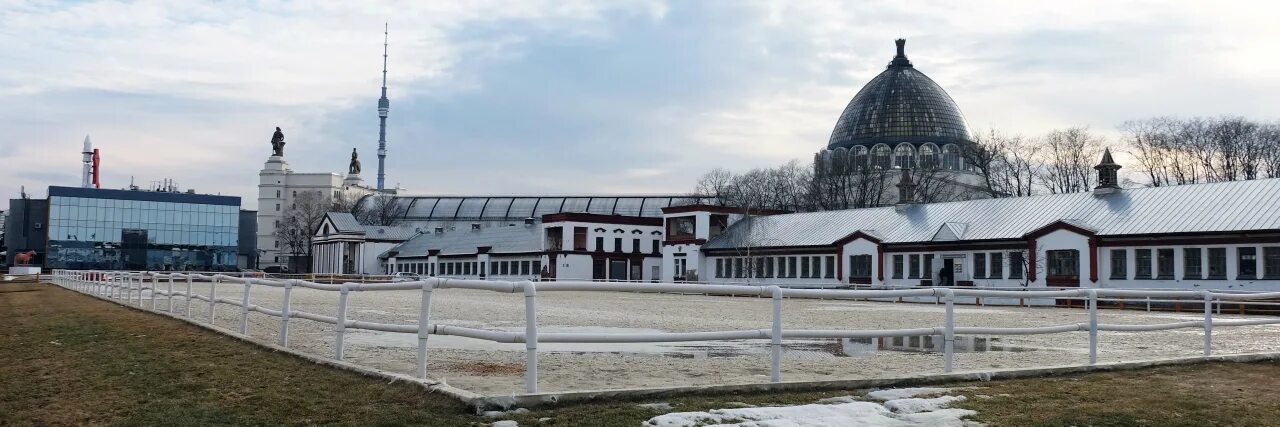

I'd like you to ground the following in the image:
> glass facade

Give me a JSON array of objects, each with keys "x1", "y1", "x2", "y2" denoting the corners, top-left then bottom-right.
[{"x1": 45, "y1": 187, "x2": 240, "y2": 271}]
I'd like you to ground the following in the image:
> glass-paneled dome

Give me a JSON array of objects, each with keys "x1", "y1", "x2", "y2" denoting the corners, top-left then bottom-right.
[{"x1": 826, "y1": 39, "x2": 971, "y2": 150}]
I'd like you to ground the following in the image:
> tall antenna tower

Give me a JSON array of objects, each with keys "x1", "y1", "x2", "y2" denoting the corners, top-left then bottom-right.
[{"x1": 376, "y1": 23, "x2": 390, "y2": 191}]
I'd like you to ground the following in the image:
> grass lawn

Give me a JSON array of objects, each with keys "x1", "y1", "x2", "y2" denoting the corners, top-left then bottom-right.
[{"x1": 2, "y1": 281, "x2": 1278, "y2": 426}]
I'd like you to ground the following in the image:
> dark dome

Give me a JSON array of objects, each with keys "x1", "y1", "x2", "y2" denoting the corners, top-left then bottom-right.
[{"x1": 827, "y1": 39, "x2": 971, "y2": 150}]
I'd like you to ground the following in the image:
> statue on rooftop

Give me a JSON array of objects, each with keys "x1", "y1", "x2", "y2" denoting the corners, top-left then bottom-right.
[
  {"x1": 270, "y1": 127, "x2": 285, "y2": 157},
  {"x1": 349, "y1": 148, "x2": 362, "y2": 175}
]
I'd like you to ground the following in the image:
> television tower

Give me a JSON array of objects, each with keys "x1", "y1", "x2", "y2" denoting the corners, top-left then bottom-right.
[{"x1": 376, "y1": 23, "x2": 390, "y2": 191}]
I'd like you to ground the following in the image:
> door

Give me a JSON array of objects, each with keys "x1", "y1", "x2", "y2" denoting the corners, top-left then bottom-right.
[
  {"x1": 609, "y1": 259, "x2": 627, "y2": 281},
  {"x1": 939, "y1": 259, "x2": 954, "y2": 287}
]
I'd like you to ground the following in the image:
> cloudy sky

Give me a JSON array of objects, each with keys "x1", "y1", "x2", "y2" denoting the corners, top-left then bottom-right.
[{"x1": 3, "y1": 1, "x2": 1279, "y2": 209}]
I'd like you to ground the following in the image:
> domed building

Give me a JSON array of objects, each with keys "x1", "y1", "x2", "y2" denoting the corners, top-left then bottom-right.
[{"x1": 815, "y1": 39, "x2": 982, "y2": 204}]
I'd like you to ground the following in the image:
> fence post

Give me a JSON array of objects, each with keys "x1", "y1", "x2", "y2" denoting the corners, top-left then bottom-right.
[
  {"x1": 279, "y1": 280, "x2": 293, "y2": 347},
  {"x1": 209, "y1": 275, "x2": 218, "y2": 325},
  {"x1": 240, "y1": 280, "x2": 252, "y2": 335},
  {"x1": 168, "y1": 275, "x2": 176, "y2": 313},
  {"x1": 335, "y1": 284, "x2": 349, "y2": 360},
  {"x1": 149, "y1": 273, "x2": 158, "y2": 310},
  {"x1": 185, "y1": 274, "x2": 193, "y2": 318},
  {"x1": 523, "y1": 280, "x2": 539, "y2": 394},
  {"x1": 416, "y1": 279, "x2": 436, "y2": 379},
  {"x1": 769, "y1": 285, "x2": 783, "y2": 383},
  {"x1": 1146, "y1": 296, "x2": 1151, "y2": 312},
  {"x1": 1203, "y1": 292, "x2": 1213, "y2": 357},
  {"x1": 1088, "y1": 290, "x2": 1098, "y2": 365},
  {"x1": 943, "y1": 289, "x2": 955, "y2": 373}
]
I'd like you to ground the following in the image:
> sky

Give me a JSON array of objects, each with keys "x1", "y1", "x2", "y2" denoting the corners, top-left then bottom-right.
[{"x1": 3, "y1": 1, "x2": 1280, "y2": 210}]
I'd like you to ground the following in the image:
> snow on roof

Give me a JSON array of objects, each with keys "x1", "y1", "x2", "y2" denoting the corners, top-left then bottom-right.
[{"x1": 705, "y1": 178, "x2": 1280, "y2": 249}]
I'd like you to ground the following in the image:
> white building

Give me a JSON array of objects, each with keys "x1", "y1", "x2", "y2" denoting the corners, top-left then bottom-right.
[{"x1": 257, "y1": 150, "x2": 382, "y2": 269}]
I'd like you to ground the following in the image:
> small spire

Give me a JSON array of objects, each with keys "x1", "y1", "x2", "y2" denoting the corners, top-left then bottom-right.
[
  {"x1": 890, "y1": 38, "x2": 913, "y2": 68},
  {"x1": 896, "y1": 167, "x2": 916, "y2": 204},
  {"x1": 1094, "y1": 147, "x2": 1122, "y2": 192}
]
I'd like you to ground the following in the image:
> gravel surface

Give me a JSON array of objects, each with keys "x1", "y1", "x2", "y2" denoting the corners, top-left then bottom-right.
[{"x1": 141, "y1": 281, "x2": 1280, "y2": 396}]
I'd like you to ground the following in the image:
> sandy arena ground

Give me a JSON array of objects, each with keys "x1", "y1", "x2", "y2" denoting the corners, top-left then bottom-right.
[{"x1": 129, "y1": 281, "x2": 1280, "y2": 396}]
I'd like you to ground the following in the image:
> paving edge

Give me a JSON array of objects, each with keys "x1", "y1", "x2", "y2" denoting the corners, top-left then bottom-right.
[{"x1": 47, "y1": 282, "x2": 1280, "y2": 412}]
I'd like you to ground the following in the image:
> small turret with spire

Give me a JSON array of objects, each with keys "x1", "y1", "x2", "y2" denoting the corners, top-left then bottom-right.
[
  {"x1": 1094, "y1": 148, "x2": 1122, "y2": 194},
  {"x1": 896, "y1": 167, "x2": 917, "y2": 211}
]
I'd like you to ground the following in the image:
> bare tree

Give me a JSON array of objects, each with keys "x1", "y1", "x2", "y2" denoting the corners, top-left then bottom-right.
[
  {"x1": 274, "y1": 191, "x2": 333, "y2": 272},
  {"x1": 1038, "y1": 126, "x2": 1104, "y2": 194},
  {"x1": 354, "y1": 194, "x2": 408, "y2": 226},
  {"x1": 967, "y1": 130, "x2": 1042, "y2": 197}
]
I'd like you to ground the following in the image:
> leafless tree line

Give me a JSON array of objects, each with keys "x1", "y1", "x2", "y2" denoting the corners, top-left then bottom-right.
[
  {"x1": 1120, "y1": 116, "x2": 1280, "y2": 186},
  {"x1": 274, "y1": 191, "x2": 407, "y2": 272}
]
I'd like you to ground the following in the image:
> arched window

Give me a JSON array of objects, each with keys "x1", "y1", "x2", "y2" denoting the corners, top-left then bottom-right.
[
  {"x1": 852, "y1": 146, "x2": 868, "y2": 171},
  {"x1": 919, "y1": 143, "x2": 940, "y2": 170},
  {"x1": 832, "y1": 147, "x2": 849, "y2": 174},
  {"x1": 894, "y1": 143, "x2": 915, "y2": 169},
  {"x1": 871, "y1": 144, "x2": 892, "y2": 169},
  {"x1": 942, "y1": 144, "x2": 961, "y2": 170}
]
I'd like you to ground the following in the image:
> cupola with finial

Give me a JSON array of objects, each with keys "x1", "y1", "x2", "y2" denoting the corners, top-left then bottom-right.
[
  {"x1": 896, "y1": 167, "x2": 917, "y2": 211},
  {"x1": 1094, "y1": 148, "x2": 1121, "y2": 195},
  {"x1": 889, "y1": 38, "x2": 913, "y2": 68}
]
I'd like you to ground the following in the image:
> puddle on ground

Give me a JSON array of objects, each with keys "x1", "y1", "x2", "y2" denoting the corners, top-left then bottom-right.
[{"x1": 341, "y1": 326, "x2": 1034, "y2": 359}]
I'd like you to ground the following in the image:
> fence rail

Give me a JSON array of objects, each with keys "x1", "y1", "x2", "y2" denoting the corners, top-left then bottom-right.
[{"x1": 49, "y1": 270, "x2": 1280, "y2": 395}]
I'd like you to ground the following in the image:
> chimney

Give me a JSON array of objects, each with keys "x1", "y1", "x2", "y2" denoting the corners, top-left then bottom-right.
[
  {"x1": 895, "y1": 167, "x2": 916, "y2": 211},
  {"x1": 1094, "y1": 148, "x2": 1122, "y2": 195}
]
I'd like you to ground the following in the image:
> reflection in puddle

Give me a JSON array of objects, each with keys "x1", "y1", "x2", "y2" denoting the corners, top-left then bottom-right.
[{"x1": 343, "y1": 327, "x2": 1033, "y2": 359}]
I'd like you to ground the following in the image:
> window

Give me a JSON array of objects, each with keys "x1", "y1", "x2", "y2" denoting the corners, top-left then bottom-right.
[
  {"x1": 594, "y1": 236, "x2": 604, "y2": 252},
  {"x1": 632, "y1": 239, "x2": 640, "y2": 253},
  {"x1": 275, "y1": 203, "x2": 280, "y2": 211},
  {"x1": 973, "y1": 253, "x2": 986, "y2": 278},
  {"x1": 1009, "y1": 252, "x2": 1025, "y2": 279},
  {"x1": 908, "y1": 255, "x2": 920, "y2": 279},
  {"x1": 1157, "y1": 249, "x2": 1174, "y2": 279},
  {"x1": 1239, "y1": 247, "x2": 1258, "y2": 279},
  {"x1": 1047, "y1": 250, "x2": 1080, "y2": 277},
  {"x1": 812, "y1": 257, "x2": 822, "y2": 279},
  {"x1": 894, "y1": 144, "x2": 915, "y2": 169},
  {"x1": 824, "y1": 256, "x2": 835, "y2": 279},
  {"x1": 849, "y1": 255, "x2": 873, "y2": 279},
  {"x1": 788, "y1": 257, "x2": 797, "y2": 278},
  {"x1": 716, "y1": 259, "x2": 724, "y2": 278},
  {"x1": 990, "y1": 253, "x2": 1004, "y2": 279},
  {"x1": 892, "y1": 255, "x2": 904, "y2": 279},
  {"x1": 801, "y1": 256, "x2": 811, "y2": 278},
  {"x1": 573, "y1": 227, "x2": 587, "y2": 250},
  {"x1": 521, "y1": 261, "x2": 531, "y2": 275},
  {"x1": 1265, "y1": 247, "x2": 1280, "y2": 279},
  {"x1": 753, "y1": 258, "x2": 764, "y2": 278},
  {"x1": 667, "y1": 216, "x2": 696, "y2": 239},
  {"x1": 734, "y1": 258, "x2": 743, "y2": 278},
  {"x1": 275, "y1": 190, "x2": 281, "y2": 198},
  {"x1": 871, "y1": 144, "x2": 892, "y2": 169},
  {"x1": 1184, "y1": 248, "x2": 1202, "y2": 279},
  {"x1": 614, "y1": 238, "x2": 623, "y2": 253},
  {"x1": 1135, "y1": 249, "x2": 1152, "y2": 279},
  {"x1": 1110, "y1": 249, "x2": 1127, "y2": 280},
  {"x1": 491, "y1": 261, "x2": 499, "y2": 274},
  {"x1": 1208, "y1": 248, "x2": 1226, "y2": 279},
  {"x1": 652, "y1": 240, "x2": 660, "y2": 254},
  {"x1": 532, "y1": 260, "x2": 541, "y2": 275},
  {"x1": 923, "y1": 254, "x2": 934, "y2": 280},
  {"x1": 765, "y1": 257, "x2": 774, "y2": 278}
]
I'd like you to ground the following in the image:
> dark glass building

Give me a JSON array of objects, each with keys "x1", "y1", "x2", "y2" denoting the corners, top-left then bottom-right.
[{"x1": 41, "y1": 186, "x2": 241, "y2": 271}]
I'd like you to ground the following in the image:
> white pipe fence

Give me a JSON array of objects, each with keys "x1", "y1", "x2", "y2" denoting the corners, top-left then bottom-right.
[{"x1": 49, "y1": 270, "x2": 1280, "y2": 395}]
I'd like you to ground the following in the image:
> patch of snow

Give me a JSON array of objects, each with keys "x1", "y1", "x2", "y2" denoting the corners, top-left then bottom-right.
[
  {"x1": 638, "y1": 402, "x2": 673, "y2": 410},
  {"x1": 645, "y1": 390, "x2": 978, "y2": 426},
  {"x1": 884, "y1": 396, "x2": 966, "y2": 413},
  {"x1": 867, "y1": 387, "x2": 951, "y2": 401},
  {"x1": 491, "y1": 421, "x2": 518, "y2": 427},
  {"x1": 482, "y1": 408, "x2": 529, "y2": 417}
]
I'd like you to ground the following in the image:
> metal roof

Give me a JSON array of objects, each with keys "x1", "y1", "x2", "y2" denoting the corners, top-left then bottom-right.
[
  {"x1": 705, "y1": 179, "x2": 1280, "y2": 249},
  {"x1": 363, "y1": 194, "x2": 719, "y2": 222},
  {"x1": 384, "y1": 224, "x2": 542, "y2": 258},
  {"x1": 325, "y1": 212, "x2": 364, "y2": 233}
]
